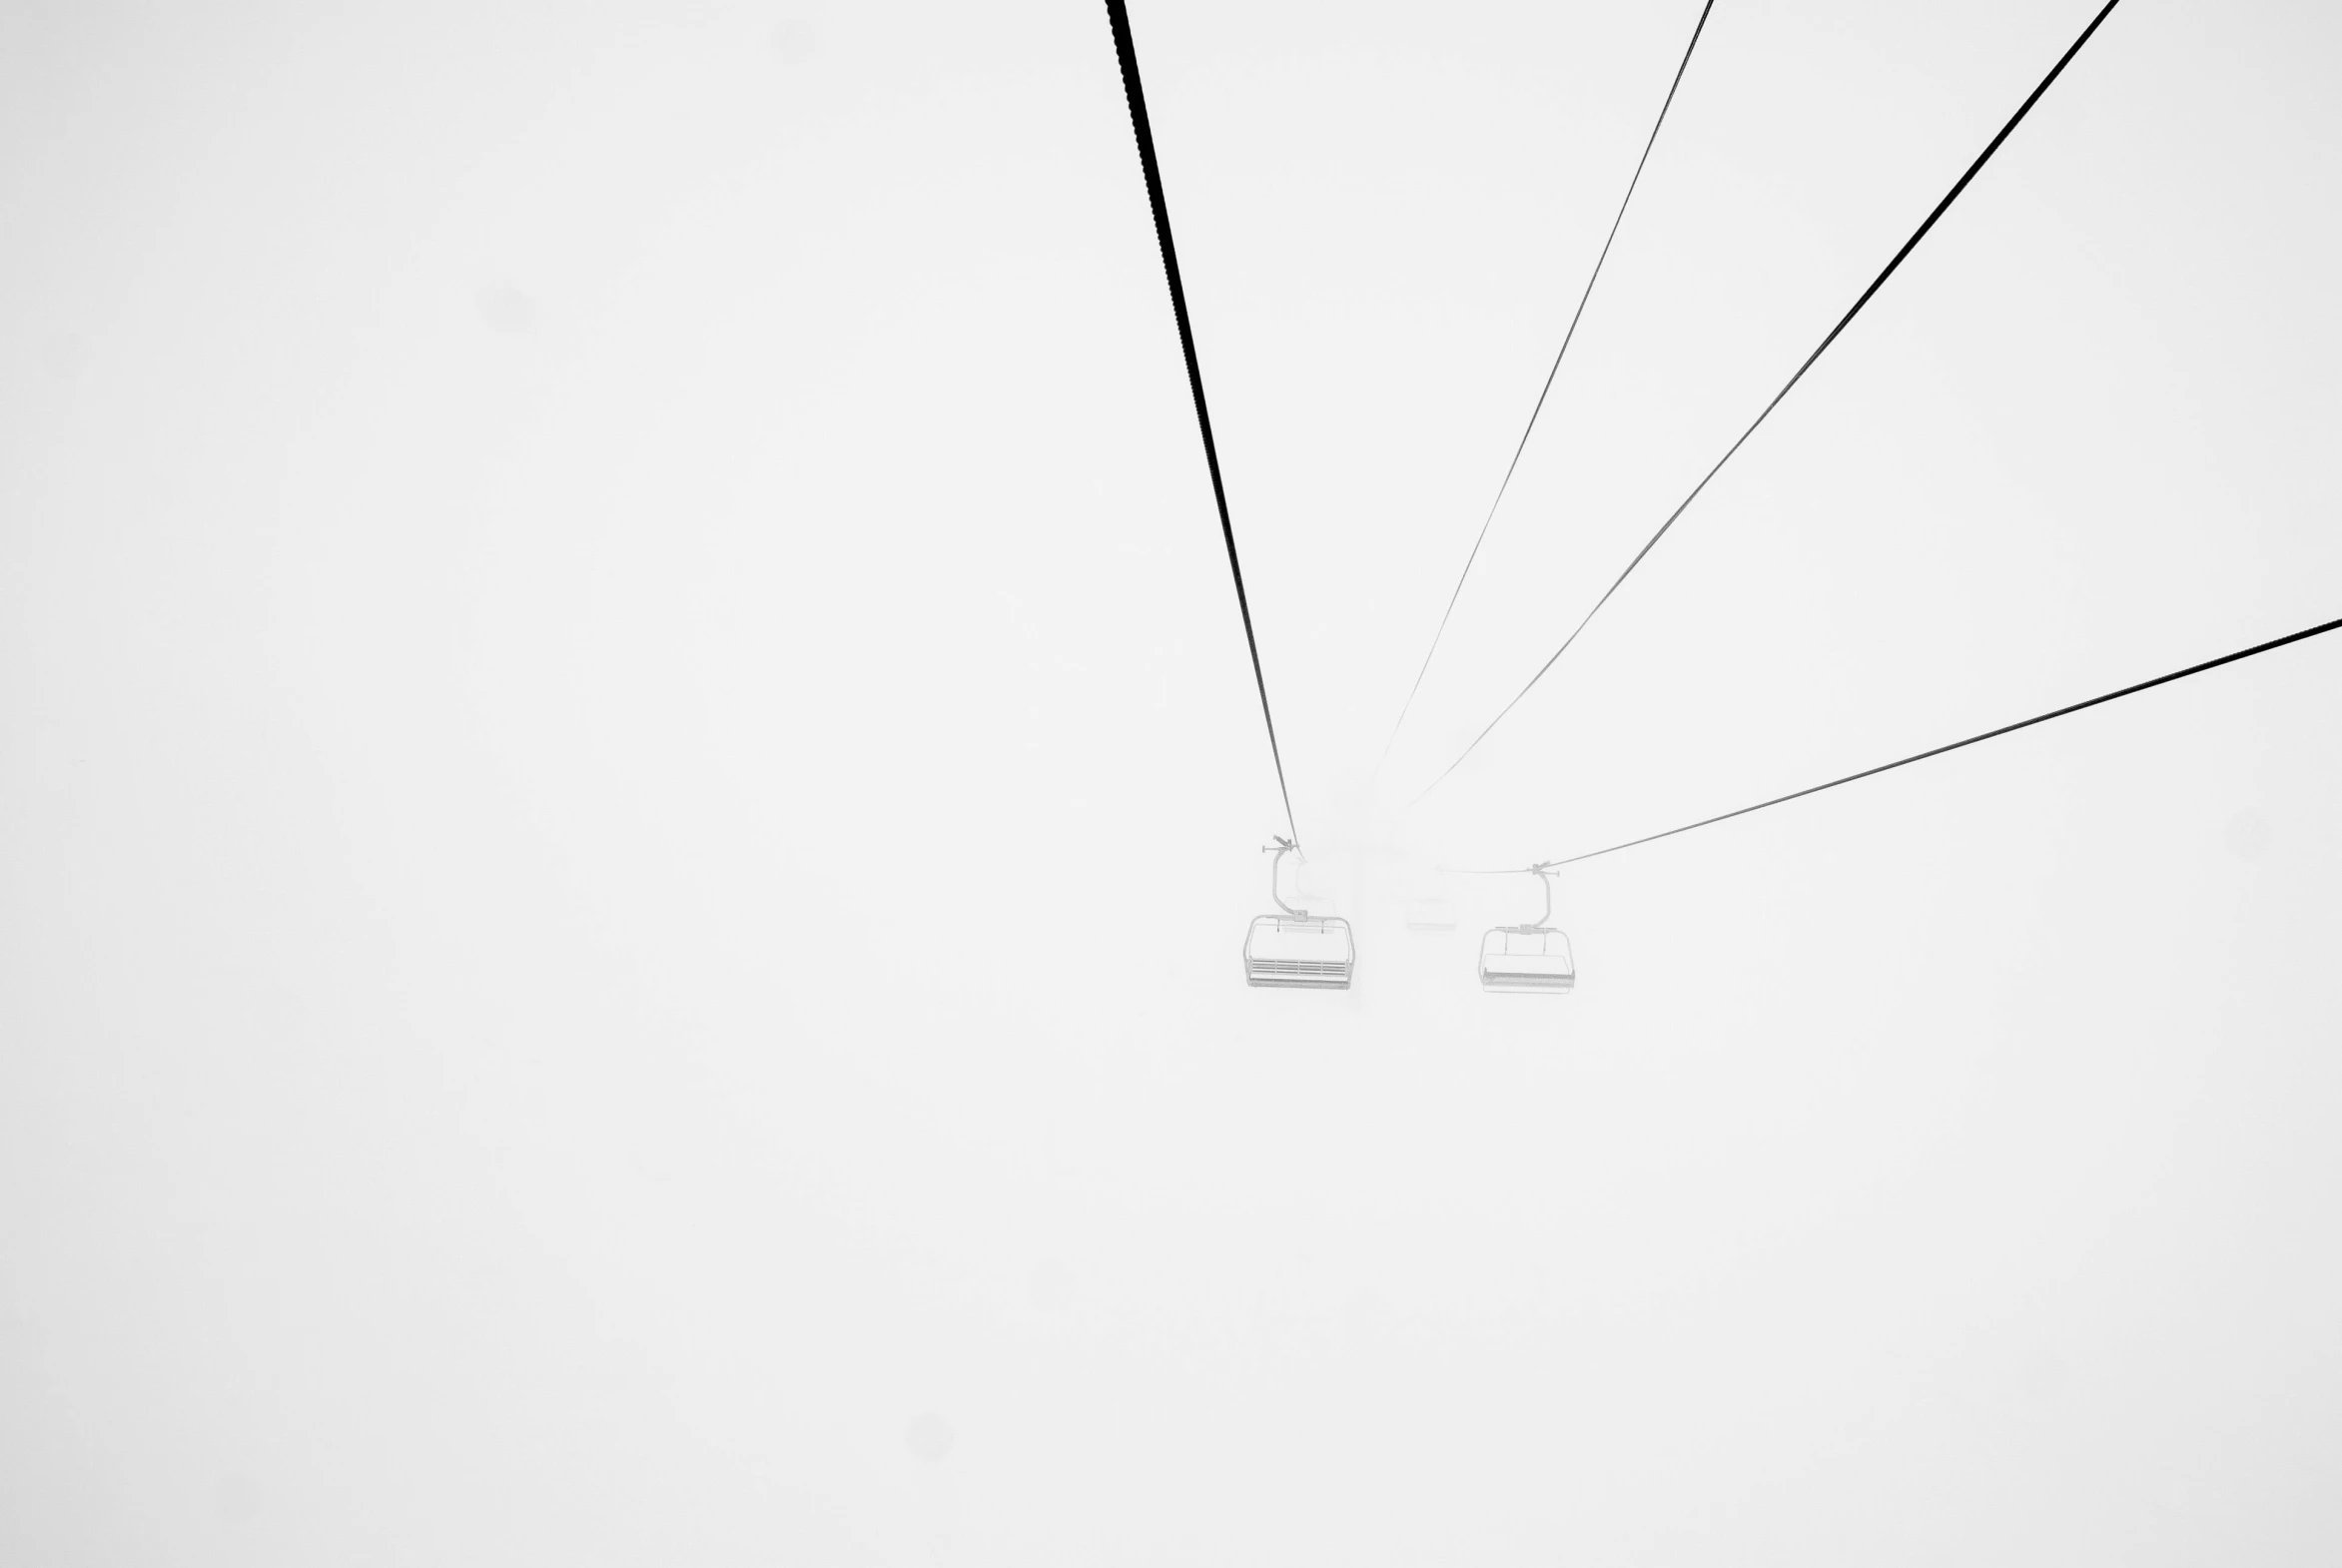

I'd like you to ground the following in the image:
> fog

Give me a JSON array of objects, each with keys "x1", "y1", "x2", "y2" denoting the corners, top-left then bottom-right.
[{"x1": 4, "y1": 0, "x2": 2339, "y2": 1561}]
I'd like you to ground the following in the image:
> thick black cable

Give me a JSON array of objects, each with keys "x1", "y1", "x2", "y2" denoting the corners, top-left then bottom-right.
[
  {"x1": 1442, "y1": 612, "x2": 2342, "y2": 874},
  {"x1": 1104, "y1": 0, "x2": 1300, "y2": 847},
  {"x1": 1378, "y1": 0, "x2": 1718, "y2": 771},
  {"x1": 1412, "y1": 0, "x2": 2125, "y2": 808}
]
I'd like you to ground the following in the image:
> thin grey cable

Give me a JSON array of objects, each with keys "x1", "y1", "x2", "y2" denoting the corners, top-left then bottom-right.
[
  {"x1": 1442, "y1": 611, "x2": 2342, "y2": 873},
  {"x1": 1411, "y1": 0, "x2": 2126, "y2": 809},
  {"x1": 1376, "y1": 0, "x2": 1719, "y2": 771}
]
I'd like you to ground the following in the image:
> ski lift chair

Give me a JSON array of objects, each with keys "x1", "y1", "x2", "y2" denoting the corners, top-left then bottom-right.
[
  {"x1": 1244, "y1": 839, "x2": 1354, "y2": 989},
  {"x1": 1405, "y1": 897, "x2": 1456, "y2": 932},
  {"x1": 1480, "y1": 864, "x2": 1574, "y2": 993}
]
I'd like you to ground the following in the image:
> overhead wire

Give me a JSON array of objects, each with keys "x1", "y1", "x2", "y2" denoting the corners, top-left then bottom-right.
[
  {"x1": 1409, "y1": 0, "x2": 2127, "y2": 809},
  {"x1": 1376, "y1": 0, "x2": 1719, "y2": 772},
  {"x1": 1440, "y1": 611, "x2": 2342, "y2": 874},
  {"x1": 1104, "y1": 0, "x2": 1302, "y2": 846}
]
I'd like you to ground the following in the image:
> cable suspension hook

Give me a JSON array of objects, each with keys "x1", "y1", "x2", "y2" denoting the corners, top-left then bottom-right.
[
  {"x1": 1516, "y1": 861, "x2": 1558, "y2": 931},
  {"x1": 1262, "y1": 837, "x2": 1309, "y2": 918}
]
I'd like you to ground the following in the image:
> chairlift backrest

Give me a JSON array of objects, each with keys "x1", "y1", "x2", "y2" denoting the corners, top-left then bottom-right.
[
  {"x1": 1478, "y1": 925, "x2": 1574, "y2": 993},
  {"x1": 1246, "y1": 914, "x2": 1355, "y2": 989}
]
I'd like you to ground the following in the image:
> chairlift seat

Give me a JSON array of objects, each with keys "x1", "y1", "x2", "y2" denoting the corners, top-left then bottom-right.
[
  {"x1": 1245, "y1": 915, "x2": 1355, "y2": 989},
  {"x1": 1479, "y1": 926, "x2": 1574, "y2": 993}
]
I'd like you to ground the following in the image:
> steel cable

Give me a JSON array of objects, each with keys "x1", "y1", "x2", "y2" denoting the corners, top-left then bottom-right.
[
  {"x1": 1442, "y1": 611, "x2": 2342, "y2": 873},
  {"x1": 1379, "y1": 0, "x2": 1719, "y2": 771},
  {"x1": 1412, "y1": 0, "x2": 2127, "y2": 808},
  {"x1": 1105, "y1": 0, "x2": 1302, "y2": 846}
]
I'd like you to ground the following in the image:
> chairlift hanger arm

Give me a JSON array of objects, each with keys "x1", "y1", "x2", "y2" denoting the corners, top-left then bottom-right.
[
  {"x1": 1429, "y1": 862, "x2": 1556, "y2": 929},
  {"x1": 1262, "y1": 838, "x2": 1306, "y2": 917}
]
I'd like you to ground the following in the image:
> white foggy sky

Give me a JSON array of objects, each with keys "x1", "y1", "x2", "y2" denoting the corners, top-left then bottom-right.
[{"x1": 3, "y1": 0, "x2": 2339, "y2": 1563}]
